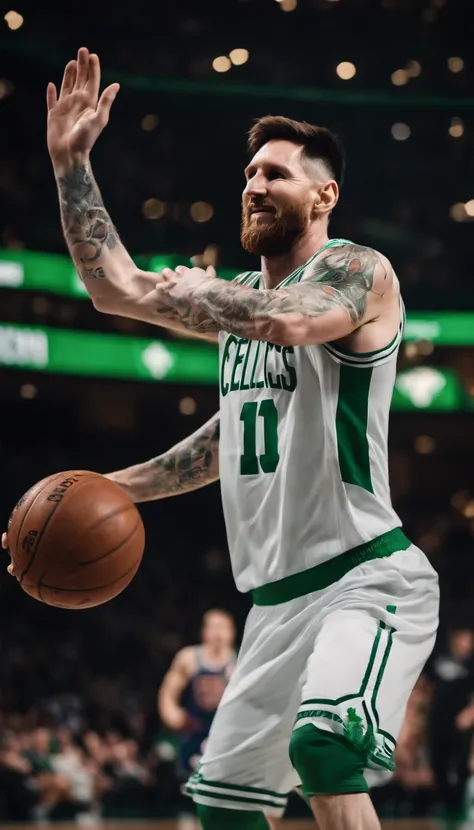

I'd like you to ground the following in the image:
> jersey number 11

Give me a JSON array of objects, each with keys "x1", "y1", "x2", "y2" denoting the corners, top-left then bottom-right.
[{"x1": 240, "y1": 399, "x2": 279, "y2": 475}]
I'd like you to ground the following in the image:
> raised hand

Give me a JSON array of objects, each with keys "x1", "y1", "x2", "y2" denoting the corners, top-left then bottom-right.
[{"x1": 47, "y1": 47, "x2": 119, "y2": 173}]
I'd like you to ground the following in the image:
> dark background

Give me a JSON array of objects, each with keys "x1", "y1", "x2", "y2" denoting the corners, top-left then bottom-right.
[{"x1": 1, "y1": 0, "x2": 474, "y2": 822}]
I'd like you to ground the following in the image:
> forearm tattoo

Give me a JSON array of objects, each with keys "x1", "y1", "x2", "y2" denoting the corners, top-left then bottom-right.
[
  {"x1": 192, "y1": 244, "x2": 385, "y2": 338},
  {"x1": 140, "y1": 416, "x2": 220, "y2": 500},
  {"x1": 57, "y1": 164, "x2": 119, "y2": 281},
  {"x1": 155, "y1": 299, "x2": 220, "y2": 335}
]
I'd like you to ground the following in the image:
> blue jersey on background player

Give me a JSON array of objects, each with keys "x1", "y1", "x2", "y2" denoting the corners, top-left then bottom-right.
[{"x1": 158, "y1": 609, "x2": 236, "y2": 776}]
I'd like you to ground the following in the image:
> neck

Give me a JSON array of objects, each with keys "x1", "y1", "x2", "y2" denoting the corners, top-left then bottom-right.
[
  {"x1": 203, "y1": 644, "x2": 230, "y2": 661},
  {"x1": 260, "y1": 224, "x2": 329, "y2": 289}
]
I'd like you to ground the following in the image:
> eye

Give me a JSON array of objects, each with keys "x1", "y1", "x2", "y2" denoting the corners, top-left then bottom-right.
[{"x1": 267, "y1": 169, "x2": 285, "y2": 181}]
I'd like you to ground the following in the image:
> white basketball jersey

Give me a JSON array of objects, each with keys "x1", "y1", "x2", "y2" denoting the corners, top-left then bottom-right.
[{"x1": 218, "y1": 239, "x2": 404, "y2": 593}]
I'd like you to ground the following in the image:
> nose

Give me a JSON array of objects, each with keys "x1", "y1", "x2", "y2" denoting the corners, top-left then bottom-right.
[{"x1": 243, "y1": 171, "x2": 267, "y2": 199}]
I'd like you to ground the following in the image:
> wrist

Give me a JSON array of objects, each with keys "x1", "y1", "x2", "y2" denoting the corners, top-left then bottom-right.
[
  {"x1": 104, "y1": 471, "x2": 135, "y2": 501},
  {"x1": 52, "y1": 152, "x2": 90, "y2": 179},
  {"x1": 192, "y1": 275, "x2": 218, "y2": 306}
]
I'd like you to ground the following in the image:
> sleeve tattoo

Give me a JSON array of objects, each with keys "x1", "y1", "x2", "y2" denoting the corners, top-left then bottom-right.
[
  {"x1": 155, "y1": 297, "x2": 220, "y2": 336},
  {"x1": 131, "y1": 415, "x2": 220, "y2": 502},
  {"x1": 191, "y1": 245, "x2": 387, "y2": 339},
  {"x1": 57, "y1": 164, "x2": 119, "y2": 281}
]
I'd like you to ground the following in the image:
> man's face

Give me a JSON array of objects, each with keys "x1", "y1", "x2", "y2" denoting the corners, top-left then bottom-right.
[
  {"x1": 241, "y1": 140, "x2": 318, "y2": 257},
  {"x1": 450, "y1": 629, "x2": 474, "y2": 660},
  {"x1": 202, "y1": 611, "x2": 235, "y2": 649}
]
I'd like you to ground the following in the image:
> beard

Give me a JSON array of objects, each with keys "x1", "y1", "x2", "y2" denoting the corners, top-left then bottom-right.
[{"x1": 240, "y1": 202, "x2": 308, "y2": 257}]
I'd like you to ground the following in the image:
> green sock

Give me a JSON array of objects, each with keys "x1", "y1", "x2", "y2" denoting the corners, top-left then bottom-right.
[{"x1": 197, "y1": 803, "x2": 269, "y2": 829}]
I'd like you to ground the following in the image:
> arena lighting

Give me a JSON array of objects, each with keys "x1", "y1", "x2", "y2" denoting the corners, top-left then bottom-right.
[
  {"x1": 4, "y1": 10, "x2": 23, "y2": 29},
  {"x1": 465, "y1": 200, "x2": 474, "y2": 217},
  {"x1": 450, "y1": 203, "x2": 467, "y2": 222},
  {"x1": 391, "y1": 123, "x2": 410, "y2": 141},
  {"x1": 20, "y1": 383, "x2": 37, "y2": 399},
  {"x1": 190, "y1": 202, "x2": 214, "y2": 223},
  {"x1": 179, "y1": 397, "x2": 197, "y2": 415},
  {"x1": 406, "y1": 60, "x2": 421, "y2": 78},
  {"x1": 449, "y1": 117, "x2": 464, "y2": 138},
  {"x1": 464, "y1": 501, "x2": 474, "y2": 519},
  {"x1": 212, "y1": 56, "x2": 231, "y2": 73},
  {"x1": 229, "y1": 49, "x2": 249, "y2": 66},
  {"x1": 280, "y1": 0, "x2": 297, "y2": 10},
  {"x1": 391, "y1": 69, "x2": 409, "y2": 86},
  {"x1": 141, "y1": 114, "x2": 159, "y2": 132},
  {"x1": 0, "y1": 78, "x2": 14, "y2": 99},
  {"x1": 417, "y1": 340, "x2": 434, "y2": 356},
  {"x1": 142, "y1": 199, "x2": 167, "y2": 220},
  {"x1": 414, "y1": 436, "x2": 436, "y2": 455},
  {"x1": 451, "y1": 490, "x2": 470, "y2": 512},
  {"x1": 447, "y1": 56, "x2": 464, "y2": 73},
  {"x1": 336, "y1": 62, "x2": 356, "y2": 80}
]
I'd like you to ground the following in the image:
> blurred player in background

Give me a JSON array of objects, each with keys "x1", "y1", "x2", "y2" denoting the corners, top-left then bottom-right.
[
  {"x1": 158, "y1": 610, "x2": 236, "y2": 777},
  {"x1": 158, "y1": 610, "x2": 236, "y2": 829}
]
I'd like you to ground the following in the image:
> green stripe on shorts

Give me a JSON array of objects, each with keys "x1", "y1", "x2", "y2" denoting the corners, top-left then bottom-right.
[{"x1": 252, "y1": 527, "x2": 411, "y2": 606}]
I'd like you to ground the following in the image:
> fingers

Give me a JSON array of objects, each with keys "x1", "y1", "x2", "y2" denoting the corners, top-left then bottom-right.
[
  {"x1": 3, "y1": 532, "x2": 14, "y2": 578},
  {"x1": 94, "y1": 83, "x2": 120, "y2": 127},
  {"x1": 59, "y1": 60, "x2": 77, "y2": 99},
  {"x1": 161, "y1": 268, "x2": 176, "y2": 280},
  {"x1": 74, "y1": 46, "x2": 90, "y2": 91},
  {"x1": 46, "y1": 82, "x2": 57, "y2": 111},
  {"x1": 206, "y1": 266, "x2": 217, "y2": 278},
  {"x1": 85, "y1": 53, "x2": 101, "y2": 102}
]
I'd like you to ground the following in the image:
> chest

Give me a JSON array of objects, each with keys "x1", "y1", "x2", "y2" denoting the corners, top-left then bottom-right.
[{"x1": 219, "y1": 335, "x2": 298, "y2": 400}]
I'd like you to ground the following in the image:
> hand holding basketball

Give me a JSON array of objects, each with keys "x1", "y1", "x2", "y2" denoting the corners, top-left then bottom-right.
[
  {"x1": 4, "y1": 470, "x2": 145, "y2": 609},
  {"x1": 47, "y1": 47, "x2": 119, "y2": 173},
  {"x1": 1, "y1": 533, "x2": 11, "y2": 574}
]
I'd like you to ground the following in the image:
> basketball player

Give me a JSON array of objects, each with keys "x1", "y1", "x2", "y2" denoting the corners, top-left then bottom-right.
[
  {"x1": 158, "y1": 610, "x2": 236, "y2": 779},
  {"x1": 8, "y1": 47, "x2": 441, "y2": 830}
]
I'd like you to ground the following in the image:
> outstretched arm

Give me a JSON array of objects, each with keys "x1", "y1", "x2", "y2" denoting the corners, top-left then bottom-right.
[
  {"x1": 105, "y1": 413, "x2": 220, "y2": 502},
  {"x1": 48, "y1": 48, "x2": 217, "y2": 340},
  {"x1": 157, "y1": 244, "x2": 392, "y2": 346},
  {"x1": 158, "y1": 647, "x2": 196, "y2": 731}
]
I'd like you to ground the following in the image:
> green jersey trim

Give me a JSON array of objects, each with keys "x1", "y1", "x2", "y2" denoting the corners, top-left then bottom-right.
[
  {"x1": 278, "y1": 238, "x2": 354, "y2": 289},
  {"x1": 244, "y1": 238, "x2": 354, "y2": 292},
  {"x1": 251, "y1": 527, "x2": 411, "y2": 606},
  {"x1": 330, "y1": 330, "x2": 399, "y2": 359},
  {"x1": 323, "y1": 300, "x2": 406, "y2": 368},
  {"x1": 336, "y1": 364, "x2": 374, "y2": 493},
  {"x1": 235, "y1": 271, "x2": 260, "y2": 286}
]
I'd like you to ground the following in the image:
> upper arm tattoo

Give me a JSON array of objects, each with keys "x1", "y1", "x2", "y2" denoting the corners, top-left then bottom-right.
[
  {"x1": 57, "y1": 164, "x2": 119, "y2": 281},
  {"x1": 142, "y1": 416, "x2": 220, "y2": 500},
  {"x1": 190, "y1": 245, "x2": 386, "y2": 340},
  {"x1": 265, "y1": 244, "x2": 387, "y2": 325}
]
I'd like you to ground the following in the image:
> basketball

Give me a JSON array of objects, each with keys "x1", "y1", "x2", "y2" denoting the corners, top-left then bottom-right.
[{"x1": 7, "y1": 470, "x2": 145, "y2": 610}]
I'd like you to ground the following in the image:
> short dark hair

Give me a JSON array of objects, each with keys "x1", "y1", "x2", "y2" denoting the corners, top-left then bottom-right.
[{"x1": 248, "y1": 115, "x2": 345, "y2": 187}]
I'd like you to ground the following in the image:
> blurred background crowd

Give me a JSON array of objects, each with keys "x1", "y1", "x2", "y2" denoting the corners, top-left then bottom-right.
[{"x1": 1, "y1": 0, "x2": 474, "y2": 824}]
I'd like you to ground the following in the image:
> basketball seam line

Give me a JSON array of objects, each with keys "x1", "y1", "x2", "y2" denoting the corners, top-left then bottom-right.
[
  {"x1": 19, "y1": 473, "x2": 101, "y2": 583},
  {"x1": 86, "y1": 501, "x2": 136, "y2": 533},
  {"x1": 34, "y1": 556, "x2": 142, "y2": 592},
  {"x1": 77, "y1": 517, "x2": 142, "y2": 566},
  {"x1": 17, "y1": 472, "x2": 84, "y2": 583},
  {"x1": 13, "y1": 478, "x2": 55, "y2": 578}
]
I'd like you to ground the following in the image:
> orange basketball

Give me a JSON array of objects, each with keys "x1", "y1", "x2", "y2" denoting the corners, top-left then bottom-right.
[{"x1": 7, "y1": 470, "x2": 145, "y2": 610}]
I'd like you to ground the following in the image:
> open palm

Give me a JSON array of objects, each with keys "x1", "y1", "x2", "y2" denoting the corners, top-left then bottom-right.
[{"x1": 47, "y1": 47, "x2": 119, "y2": 171}]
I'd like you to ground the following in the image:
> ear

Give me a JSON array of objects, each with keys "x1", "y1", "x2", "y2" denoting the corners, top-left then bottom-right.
[{"x1": 314, "y1": 180, "x2": 339, "y2": 215}]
